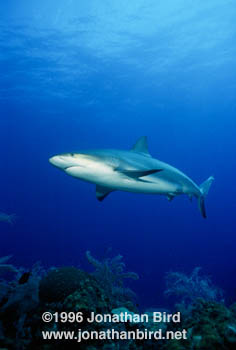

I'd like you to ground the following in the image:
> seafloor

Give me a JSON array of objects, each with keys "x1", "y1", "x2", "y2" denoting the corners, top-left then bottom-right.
[{"x1": 0, "y1": 253, "x2": 236, "y2": 350}]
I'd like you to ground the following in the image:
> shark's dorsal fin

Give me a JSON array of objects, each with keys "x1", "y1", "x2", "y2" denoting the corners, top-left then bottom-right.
[
  {"x1": 131, "y1": 136, "x2": 151, "y2": 157},
  {"x1": 96, "y1": 185, "x2": 114, "y2": 201}
]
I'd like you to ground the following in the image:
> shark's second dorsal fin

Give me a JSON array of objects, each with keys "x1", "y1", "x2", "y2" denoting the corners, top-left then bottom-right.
[{"x1": 131, "y1": 136, "x2": 151, "y2": 157}]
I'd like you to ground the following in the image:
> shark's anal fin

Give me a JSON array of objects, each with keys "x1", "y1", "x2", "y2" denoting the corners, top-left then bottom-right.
[
  {"x1": 116, "y1": 168, "x2": 163, "y2": 179},
  {"x1": 131, "y1": 136, "x2": 151, "y2": 157},
  {"x1": 96, "y1": 185, "x2": 114, "y2": 201}
]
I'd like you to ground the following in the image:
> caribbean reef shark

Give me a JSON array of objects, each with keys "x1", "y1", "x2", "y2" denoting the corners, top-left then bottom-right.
[{"x1": 49, "y1": 136, "x2": 214, "y2": 218}]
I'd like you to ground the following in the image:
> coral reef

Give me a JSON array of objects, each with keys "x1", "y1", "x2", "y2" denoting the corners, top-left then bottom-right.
[
  {"x1": 165, "y1": 267, "x2": 223, "y2": 305},
  {"x1": 0, "y1": 258, "x2": 235, "y2": 350},
  {"x1": 39, "y1": 267, "x2": 89, "y2": 303},
  {"x1": 0, "y1": 260, "x2": 44, "y2": 349},
  {"x1": 86, "y1": 251, "x2": 139, "y2": 284},
  {"x1": 0, "y1": 253, "x2": 141, "y2": 349},
  {"x1": 162, "y1": 299, "x2": 236, "y2": 350},
  {"x1": 86, "y1": 250, "x2": 139, "y2": 307},
  {"x1": 0, "y1": 255, "x2": 19, "y2": 305}
]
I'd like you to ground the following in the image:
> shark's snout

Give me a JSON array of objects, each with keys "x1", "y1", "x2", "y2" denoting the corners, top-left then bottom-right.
[
  {"x1": 49, "y1": 155, "x2": 59, "y2": 166},
  {"x1": 49, "y1": 155, "x2": 67, "y2": 169},
  {"x1": 49, "y1": 154, "x2": 81, "y2": 171}
]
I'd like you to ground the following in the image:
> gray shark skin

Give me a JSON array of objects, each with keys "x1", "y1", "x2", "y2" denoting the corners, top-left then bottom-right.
[{"x1": 49, "y1": 136, "x2": 214, "y2": 218}]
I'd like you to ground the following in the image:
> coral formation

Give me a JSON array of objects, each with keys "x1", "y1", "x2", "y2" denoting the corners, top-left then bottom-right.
[
  {"x1": 0, "y1": 260, "x2": 44, "y2": 349},
  {"x1": 162, "y1": 299, "x2": 236, "y2": 350},
  {"x1": 0, "y1": 255, "x2": 19, "y2": 305},
  {"x1": 0, "y1": 253, "x2": 141, "y2": 349},
  {"x1": 0, "y1": 258, "x2": 235, "y2": 350},
  {"x1": 165, "y1": 267, "x2": 223, "y2": 305},
  {"x1": 86, "y1": 250, "x2": 139, "y2": 306},
  {"x1": 39, "y1": 267, "x2": 89, "y2": 303}
]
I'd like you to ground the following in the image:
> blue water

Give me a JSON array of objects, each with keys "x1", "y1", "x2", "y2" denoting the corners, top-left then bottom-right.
[{"x1": 1, "y1": 0, "x2": 236, "y2": 308}]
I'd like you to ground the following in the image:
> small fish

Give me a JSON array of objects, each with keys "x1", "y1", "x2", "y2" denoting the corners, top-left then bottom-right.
[
  {"x1": 18, "y1": 271, "x2": 31, "y2": 284},
  {"x1": 0, "y1": 212, "x2": 17, "y2": 225}
]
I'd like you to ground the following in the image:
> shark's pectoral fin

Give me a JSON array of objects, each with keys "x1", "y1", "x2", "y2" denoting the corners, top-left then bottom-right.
[
  {"x1": 116, "y1": 168, "x2": 163, "y2": 179},
  {"x1": 96, "y1": 185, "x2": 114, "y2": 202}
]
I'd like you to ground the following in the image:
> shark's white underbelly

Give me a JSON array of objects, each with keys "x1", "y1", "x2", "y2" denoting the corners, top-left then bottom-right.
[
  {"x1": 66, "y1": 166, "x2": 180, "y2": 195},
  {"x1": 104, "y1": 175, "x2": 178, "y2": 194}
]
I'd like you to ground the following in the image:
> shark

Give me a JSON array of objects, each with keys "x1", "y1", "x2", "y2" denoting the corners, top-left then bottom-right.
[
  {"x1": 49, "y1": 136, "x2": 214, "y2": 218},
  {"x1": 0, "y1": 212, "x2": 17, "y2": 225}
]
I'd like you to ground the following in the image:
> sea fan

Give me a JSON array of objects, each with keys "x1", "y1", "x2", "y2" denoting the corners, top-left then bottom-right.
[
  {"x1": 164, "y1": 267, "x2": 223, "y2": 304},
  {"x1": 86, "y1": 250, "x2": 139, "y2": 299}
]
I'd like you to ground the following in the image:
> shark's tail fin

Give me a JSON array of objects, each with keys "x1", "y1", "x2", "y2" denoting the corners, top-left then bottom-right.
[{"x1": 198, "y1": 176, "x2": 214, "y2": 218}]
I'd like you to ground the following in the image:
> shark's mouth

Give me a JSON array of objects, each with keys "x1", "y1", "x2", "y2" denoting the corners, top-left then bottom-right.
[{"x1": 64, "y1": 165, "x2": 84, "y2": 172}]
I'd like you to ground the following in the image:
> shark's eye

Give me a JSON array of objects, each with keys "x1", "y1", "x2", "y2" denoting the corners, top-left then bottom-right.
[{"x1": 70, "y1": 153, "x2": 74, "y2": 157}]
